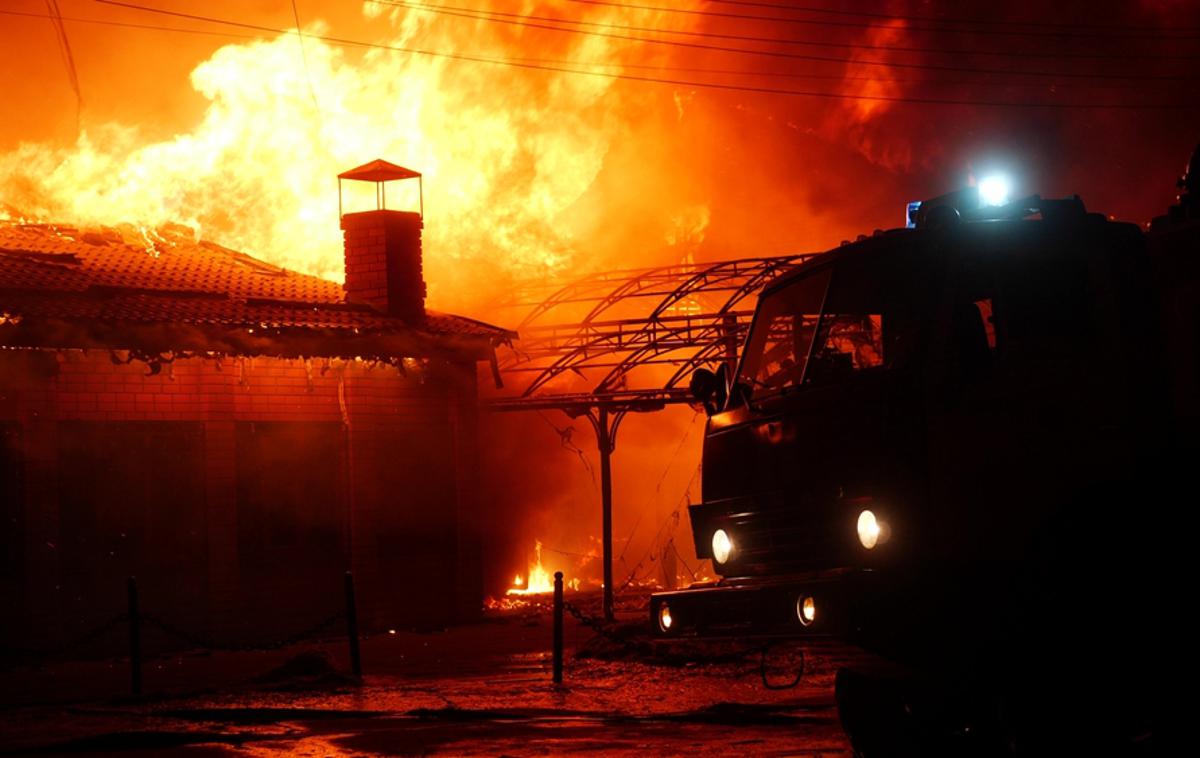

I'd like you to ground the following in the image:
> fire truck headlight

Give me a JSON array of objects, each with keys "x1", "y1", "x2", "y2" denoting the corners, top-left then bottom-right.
[
  {"x1": 978, "y1": 174, "x2": 1011, "y2": 207},
  {"x1": 857, "y1": 509, "x2": 889, "y2": 550},
  {"x1": 797, "y1": 595, "x2": 816, "y2": 626},
  {"x1": 711, "y1": 528, "x2": 734, "y2": 565},
  {"x1": 658, "y1": 602, "x2": 673, "y2": 632}
]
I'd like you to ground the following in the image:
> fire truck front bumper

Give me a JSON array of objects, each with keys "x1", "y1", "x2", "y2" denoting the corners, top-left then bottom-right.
[{"x1": 650, "y1": 570, "x2": 871, "y2": 638}]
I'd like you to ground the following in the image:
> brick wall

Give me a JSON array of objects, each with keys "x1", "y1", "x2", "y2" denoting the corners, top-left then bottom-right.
[{"x1": 0, "y1": 347, "x2": 481, "y2": 650}]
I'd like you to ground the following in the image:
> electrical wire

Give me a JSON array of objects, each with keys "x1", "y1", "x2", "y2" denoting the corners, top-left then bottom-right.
[
  {"x1": 369, "y1": 0, "x2": 1200, "y2": 82},
  {"x1": 4, "y1": 9, "x2": 1159, "y2": 92},
  {"x1": 0, "y1": 9, "x2": 264, "y2": 42},
  {"x1": 7, "y1": 8, "x2": 1171, "y2": 93},
  {"x1": 84, "y1": 1, "x2": 1200, "y2": 109},
  {"x1": 393, "y1": 0, "x2": 1200, "y2": 61},
  {"x1": 707, "y1": 0, "x2": 1200, "y2": 35},
  {"x1": 370, "y1": 0, "x2": 1200, "y2": 62},
  {"x1": 561, "y1": 0, "x2": 1200, "y2": 41},
  {"x1": 536, "y1": 411, "x2": 598, "y2": 488},
  {"x1": 290, "y1": 0, "x2": 322, "y2": 112},
  {"x1": 44, "y1": 0, "x2": 84, "y2": 127}
]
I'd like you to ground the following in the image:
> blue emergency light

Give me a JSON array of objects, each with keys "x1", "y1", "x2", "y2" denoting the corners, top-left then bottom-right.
[{"x1": 906, "y1": 201, "x2": 921, "y2": 229}]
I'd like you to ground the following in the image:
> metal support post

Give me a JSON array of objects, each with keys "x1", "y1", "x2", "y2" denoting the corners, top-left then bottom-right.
[
  {"x1": 553, "y1": 571, "x2": 564, "y2": 684},
  {"x1": 598, "y1": 407, "x2": 614, "y2": 622}
]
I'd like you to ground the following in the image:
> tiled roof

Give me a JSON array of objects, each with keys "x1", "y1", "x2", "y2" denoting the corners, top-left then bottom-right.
[{"x1": 0, "y1": 222, "x2": 512, "y2": 355}]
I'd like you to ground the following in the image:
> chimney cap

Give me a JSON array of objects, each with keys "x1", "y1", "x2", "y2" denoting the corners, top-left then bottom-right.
[
  {"x1": 338, "y1": 159, "x2": 421, "y2": 183},
  {"x1": 338, "y1": 159, "x2": 423, "y2": 218}
]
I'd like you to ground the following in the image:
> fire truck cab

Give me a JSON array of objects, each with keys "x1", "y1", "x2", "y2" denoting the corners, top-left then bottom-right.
[{"x1": 652, "y1": 181, "x2": 1191, "y2": 754}]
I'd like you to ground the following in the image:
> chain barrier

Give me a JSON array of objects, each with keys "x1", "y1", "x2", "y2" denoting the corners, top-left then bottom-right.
[
  {"x1": 561, "y1": 597, "x2": 667, "y2": 657},
  {"x1": 562, "y1": 600, "x2": 656, "y2": 657},
  {"x1": 140, "y1": 612, "x2": 346, "y2": 654},
  {"x1": 0, "y1": 613, "x2": 128, "y2": 663}
]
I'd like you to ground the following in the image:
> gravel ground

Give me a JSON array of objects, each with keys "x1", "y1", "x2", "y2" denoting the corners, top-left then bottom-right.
[{"x1": 0, "y1": 597, "x2": 855, "y2": 756}]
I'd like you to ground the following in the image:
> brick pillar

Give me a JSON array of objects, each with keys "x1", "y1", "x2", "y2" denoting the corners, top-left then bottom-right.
[{"x1": 340, "y1": 210, "x2": 426, "y2": 323}]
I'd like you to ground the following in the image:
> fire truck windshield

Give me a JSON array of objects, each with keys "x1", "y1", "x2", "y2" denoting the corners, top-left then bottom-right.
[
  {"x1": 739, "y1": 266, "x2": 831, "y2": 394},
  {"x1": 739, "y1": 249, "x2": 923, "y2": 398}
]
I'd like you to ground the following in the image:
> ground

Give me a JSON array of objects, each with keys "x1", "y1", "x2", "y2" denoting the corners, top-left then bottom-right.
[{"x1": 0, "y1": 594, "x2": 854, "y2": 756}]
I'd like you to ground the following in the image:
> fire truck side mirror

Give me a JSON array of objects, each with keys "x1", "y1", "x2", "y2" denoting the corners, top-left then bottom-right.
[{"x1": 689, "y1": 366, "x2": 727, "y2": 416}]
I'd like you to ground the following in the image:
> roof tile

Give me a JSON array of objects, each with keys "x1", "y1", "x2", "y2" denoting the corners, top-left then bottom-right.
[{"x1": 0, "y1": 222, "x2": 512, "y2": 347}]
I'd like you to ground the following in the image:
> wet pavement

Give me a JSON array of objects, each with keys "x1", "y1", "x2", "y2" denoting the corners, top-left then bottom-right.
[{"x1": 1, "y1": 601, "x2": 854, "y2": 756}]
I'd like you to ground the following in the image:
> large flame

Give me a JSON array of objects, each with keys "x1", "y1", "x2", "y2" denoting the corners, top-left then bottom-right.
[{"x1": 0, "y1": 2, "x2": 703, "y2": 314}]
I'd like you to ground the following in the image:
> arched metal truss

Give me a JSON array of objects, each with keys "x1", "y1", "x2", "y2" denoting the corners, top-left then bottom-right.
[
  {"x1": 492, "y1": 254, "x2": 816, "y2": 410},
  {"x1": 487, "y1": 252, "x2": 818, "y2": 620}
]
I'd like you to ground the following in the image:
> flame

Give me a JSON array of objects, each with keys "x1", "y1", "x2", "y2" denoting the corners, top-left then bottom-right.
[
  {"x1": 0, "y1": 3, "x2": 707, "y2": 315},
  {"x1": 506, "y1": 539, "x2": 555, "y2": 596}
]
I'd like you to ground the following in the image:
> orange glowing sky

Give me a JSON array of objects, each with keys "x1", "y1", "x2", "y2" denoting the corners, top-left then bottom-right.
[{"x1": 1, "y1": 1, "x2": 1197, "y2": 319}]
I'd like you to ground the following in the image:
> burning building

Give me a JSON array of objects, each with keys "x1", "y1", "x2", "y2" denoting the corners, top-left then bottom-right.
[{"x1": 0, "y1": 161, "x2": 512, "y2": 652}]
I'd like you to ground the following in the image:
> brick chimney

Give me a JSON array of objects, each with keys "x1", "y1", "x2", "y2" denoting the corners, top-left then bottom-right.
[{"x1": 337, "y1": 160, "x2": 426, "y2": 324}]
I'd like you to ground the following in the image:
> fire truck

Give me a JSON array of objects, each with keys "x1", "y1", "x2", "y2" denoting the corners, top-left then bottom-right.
[{"x1": 652, "y1": 152, "x2": 1197, "y2": 756}]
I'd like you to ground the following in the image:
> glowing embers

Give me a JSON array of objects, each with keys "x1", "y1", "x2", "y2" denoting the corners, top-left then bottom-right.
[
  {"x1": 657, "y1": 602, "x2": 673, "y2": 633},
  {"x1": 711, "y1": 528, "x2": 734, "y2": 566},
  {"x1": 856, "y1": 509, "x2": 891, "y2": 550},
  {"x1": 796, "y1": 595, "x2": 816, "y2": 627}
]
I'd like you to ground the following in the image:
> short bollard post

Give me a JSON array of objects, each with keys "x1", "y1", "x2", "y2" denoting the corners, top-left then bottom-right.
[
  {"x1": 127, "y1": 576, "x2": 142, "y2": 697},
  {"x1": 553, "y1": 571, "x2": 564, "y2": 684},
  {"x1": 344, "y1": 570, "x2": 362, "y2": 679}
]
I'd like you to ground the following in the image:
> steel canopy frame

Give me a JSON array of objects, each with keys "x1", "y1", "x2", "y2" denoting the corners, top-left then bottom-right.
[
  {"x1": 489, "y1": 253, "x2": 817, "y2": 620},
  {"x1": 499, "y1": 255, "x2": 813, "y2": 396}
]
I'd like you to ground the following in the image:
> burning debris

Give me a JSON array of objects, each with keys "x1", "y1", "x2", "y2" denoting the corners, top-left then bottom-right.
[
  {"x1": 505, "y1": 541, "x2": 558, "y2": 597},
  {"x1": 485, "y1": 540, "x2": 590, "y2": 611}
]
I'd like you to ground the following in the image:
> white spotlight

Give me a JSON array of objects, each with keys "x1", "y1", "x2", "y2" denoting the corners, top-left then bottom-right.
[{"x1": 978, "y1": 174, "x2": 1011, "y2": 207}]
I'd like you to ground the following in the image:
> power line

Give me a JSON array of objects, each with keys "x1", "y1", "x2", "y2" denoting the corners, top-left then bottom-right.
[
  {"x1": 0, "y1": 9, "x2": 264, "y2": 42},
  {"x1": 290, "y1": 0, "x2": 322, "y2": 113},
  {"x1": 370, "y1": 1, "x2": 1199, "y2": 82},
  {"x1": 44, "y1": 0, "x2": 84, "y2": 128},
  {"x1": 510, "y1": 59, "x2": 1163, "y2": 91},
  {"x1": 88, "y1": 1, "x2": 1200, "y2": 109},
  {"x1": 0, "y1": 8, "x2": 1170, "y2": 93},
  {"x1": 371, "y1": 0, "x2": 1200, "y2": 62},
  {"x1": 708, "y1": 0, "x2": 1200, "y2": 35},
  {"x1": 4, "y1": 9, "x2": 1162, "y2": 94},
  {"x1": 562, "y1": 0, "x2": 1200, "y2": 41}
]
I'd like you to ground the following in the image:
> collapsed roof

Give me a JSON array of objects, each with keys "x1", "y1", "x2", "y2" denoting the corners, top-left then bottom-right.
[{"x1": 0, "y1": 221, "x2": 513, "y2": 363}]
